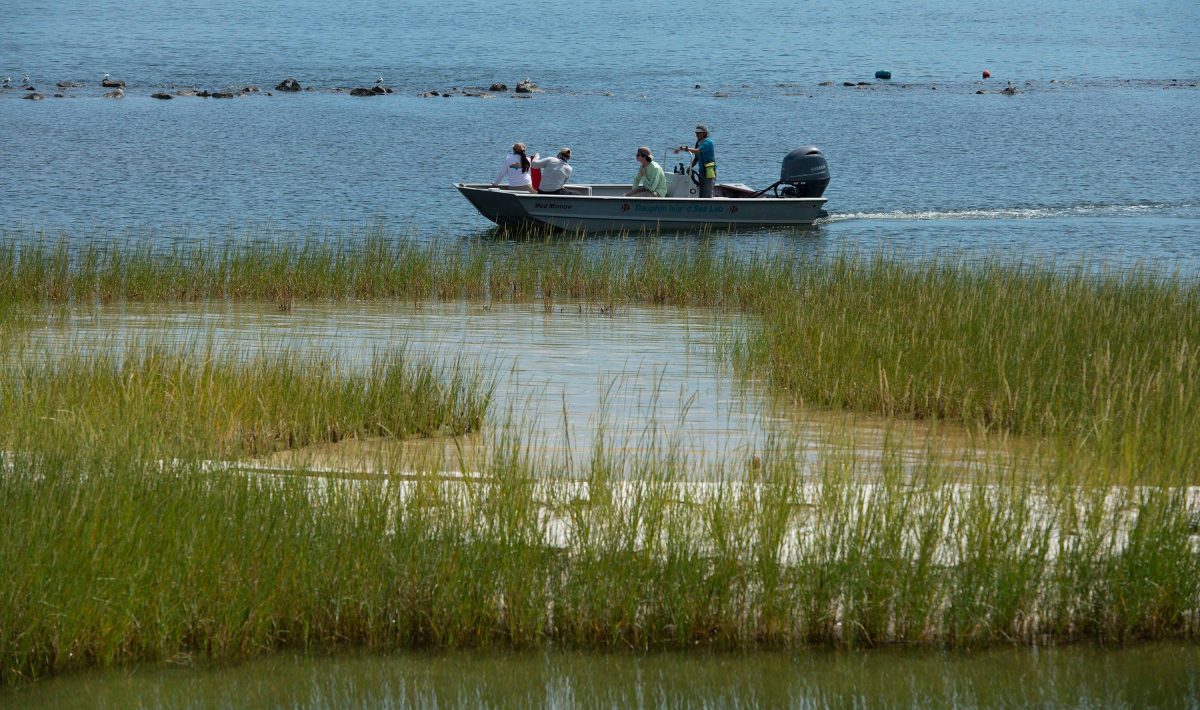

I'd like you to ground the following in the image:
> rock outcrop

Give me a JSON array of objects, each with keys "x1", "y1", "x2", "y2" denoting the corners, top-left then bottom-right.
[{"x1": 275, "y1": 77, "x2": 302, "y2": 92}]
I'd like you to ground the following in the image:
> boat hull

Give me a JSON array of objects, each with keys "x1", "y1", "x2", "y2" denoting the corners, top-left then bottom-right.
[{"x1": 456, "y1": 183, "x2": 827, "y2": 233}]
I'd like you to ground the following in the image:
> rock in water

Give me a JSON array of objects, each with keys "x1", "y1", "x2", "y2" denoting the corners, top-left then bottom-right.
[
  {"x1": 56, "y1": 81, "x2": 81, "y2": 88},
  {"x1": 874, "y1": 70, "x2": 892, "y2": 80},
  {"x1": 371, "y1": 85, "x2": 393, "y2": 94},
  {"x1": 151, "y1": 92, "x2": 172, "y2": 99},
  {"x1": 210, "y1": 91, "x2": 235, "y2": 98},
  {"x1": 23, "y1": 92, "x2": 44, "y2": 100},
  {"x1": 101, "y1": 78, "x2": 125, "y2": 88},
  {"x1": 489, "y1": 83, "x2": 507, "y2": 91},
  {"x1": 275, "y1": 77, "x2": 302, "y2": 92},
  {"x1": 515, "y1": 78, "x2": 540, "y2": 93},
  {"x1": 1001, "y1": 85, "x2": 1018, "y2": 95},
  {"x1": 349, "y1": 87, "x2": 376, "y2": 96},
  {"x1": 103, "y1": 88, "x2": 124, "y2": 98}
]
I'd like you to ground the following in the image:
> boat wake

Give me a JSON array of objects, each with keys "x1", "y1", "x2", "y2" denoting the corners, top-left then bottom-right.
[{"x1": 821, "y1": 202, "x2": 1197, "y2": 224}]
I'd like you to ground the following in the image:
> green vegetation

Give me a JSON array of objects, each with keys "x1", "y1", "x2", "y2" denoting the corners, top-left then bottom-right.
[
  {"x1": 1, "y1": 437, "x2": 1196, "y2": 685},
  {"x1": 1, "y1": 230, "x2": 1197, "y2": 685},
  {"x1": 3, "y1": 233, "x2": 1198, "y2": 479},
  {"x1": 0, "y1": 345, "x2": 490, "y2": 459}
]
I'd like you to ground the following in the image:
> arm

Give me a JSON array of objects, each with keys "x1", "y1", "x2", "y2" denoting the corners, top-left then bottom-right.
[
  {"x1": 530, "y1": 156, "x2": 552, "y2": 169},
  {"x1": 494, "y1": 158, "x2": 509, "y2": 186},
  {"x1": 649, "y1": 165, "x2": 669, "y2": 196}
]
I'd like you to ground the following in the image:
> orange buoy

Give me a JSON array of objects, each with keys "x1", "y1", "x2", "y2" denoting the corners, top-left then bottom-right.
[{"x1": 982, "y1": 69, "x2": 992, "y2": 79}]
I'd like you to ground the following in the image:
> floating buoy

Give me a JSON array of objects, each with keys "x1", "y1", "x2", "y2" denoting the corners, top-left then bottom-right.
[
  {"x1": 874, "y1": 70, "x2": 892, "y2": 80},
  {"x1": 982, "y1": 69, "x2": 992, "y2": 79}
]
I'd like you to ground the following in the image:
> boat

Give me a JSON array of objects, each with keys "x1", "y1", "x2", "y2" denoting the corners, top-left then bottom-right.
[{"x1": 456, "y1": 146, "x2": 831, "y2": 232}]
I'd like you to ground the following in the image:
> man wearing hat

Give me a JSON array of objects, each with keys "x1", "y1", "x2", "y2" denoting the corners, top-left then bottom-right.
[
  {"x1": 531, "y1": 148, "x2": 574, "y2": 195},
  {"x1": 674, "y1": 124, "x2": 716, "y2": 198}
]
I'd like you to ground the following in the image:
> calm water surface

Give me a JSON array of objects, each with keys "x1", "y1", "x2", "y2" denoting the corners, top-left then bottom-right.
[
  {"x1": 2, "y1": 0, "x2": 1198, "y2": 268},
  {"x1": 6, "y1": 645, "x2": 1198, "y2": 709}
]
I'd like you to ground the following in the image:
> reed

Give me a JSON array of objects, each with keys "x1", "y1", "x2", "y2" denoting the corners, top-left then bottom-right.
[
  {"x1": 1, "y1": 427, "x2": 1195, "y2": 685},
  {"x1": 2, "y1": 229, "x2": 1199, "y2": 685},
  {"x1": 4, "y1": 231, "x2": 1198, "y2": 478},
  {"x1": 739, "y1": 254, "x2": 1200, "y2": 481},
  {"x1": 0, "y1": 344, "x2": 491, "y2": 459}
]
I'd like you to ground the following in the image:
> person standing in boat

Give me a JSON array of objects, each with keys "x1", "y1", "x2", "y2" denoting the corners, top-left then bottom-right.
[
  {"x1": 625, "y1": 147, "x2": 668, "y2": 197},
  {"x1": 531, "y1": 148, "x2": 573, "y2": 194},
  {"x1": 492, "y1": 142, "x2": 538, "y2": 192},
  {"x1": 674, "y1": 124, "x2": 716, "y2": 197}
]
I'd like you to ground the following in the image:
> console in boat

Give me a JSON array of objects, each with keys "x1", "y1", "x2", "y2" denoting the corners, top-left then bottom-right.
[{"x1": 456, "y1": 146, "x2": 831, "y2": 232}]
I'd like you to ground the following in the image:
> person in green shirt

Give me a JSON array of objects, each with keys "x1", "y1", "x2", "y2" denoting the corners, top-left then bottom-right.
[{"x1": 625, "y1": 146, "x2": 668, "y2": 197}]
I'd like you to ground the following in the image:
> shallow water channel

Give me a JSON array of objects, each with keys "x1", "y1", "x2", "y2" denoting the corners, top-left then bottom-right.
[
  {"x1": 28, "y1": 300, "x2": 1019, "y2": 475},
  {"x1": 7, "y1": 644, "x2": 1198, "y2": 709}
]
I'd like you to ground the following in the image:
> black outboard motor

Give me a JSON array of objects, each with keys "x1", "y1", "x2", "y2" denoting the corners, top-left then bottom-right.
[{"x1": 779, "y1": 146, "x2": 830, "y2": 197}]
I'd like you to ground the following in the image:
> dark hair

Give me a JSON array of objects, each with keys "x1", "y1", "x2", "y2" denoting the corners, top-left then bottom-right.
[{"x1": 513, "y1": 144, "x2": 530, "y2": 173}]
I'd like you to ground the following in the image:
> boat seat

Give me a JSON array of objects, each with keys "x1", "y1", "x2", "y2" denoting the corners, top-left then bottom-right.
[
  {"x1": 562, "y1": 185, "x2": 592, "y2": 196},
  {"x1": 665, "y1": 173, "x2": 696, "y2": 198}
]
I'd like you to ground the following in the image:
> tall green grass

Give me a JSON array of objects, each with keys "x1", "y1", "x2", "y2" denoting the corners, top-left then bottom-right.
[
  {"x1": 1, "y1": 432, "x2": 1195, "y2": 685},
  {"x1": 737, "y1": 255, "x2": 1200, "y2": 481},
  {"x1": 3, "y1": 233, "x2": 1198, "y2": 479},
  {"x1": 2, "y1": 231, "x2": 1199, "y2": 685},
  {"x1": 0, "y1": 345, "x2": 491, "y2": 459}
]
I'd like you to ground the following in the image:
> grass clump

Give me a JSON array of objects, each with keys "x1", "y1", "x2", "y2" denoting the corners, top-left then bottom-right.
[
  {"x1": 741, "y1": 255, "x2": 1200, "y2": 480},
  {"x1": 0, "y1": 345, "x2": 491, "y2": 459}
]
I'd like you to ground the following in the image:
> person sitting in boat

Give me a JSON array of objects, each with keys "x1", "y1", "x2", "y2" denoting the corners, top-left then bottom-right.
[
  {"x1": 531, "y1": 148, "x2": 573, "y2": 195},
  {"x1": 625, "y1": 147, "x2": 668, "y2": 197},
  {"x1": 492, "y1": 142, "x2": 538, "y2": 192}
]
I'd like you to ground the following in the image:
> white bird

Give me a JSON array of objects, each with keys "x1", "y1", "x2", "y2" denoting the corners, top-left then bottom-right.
[
  {"x1": 103, "y1": 72, "x2": 110, "y2": 80},
  {"x1": 2, "y1": 77, "x2": 10, "y2": 85},
  {"x1": 376, "y1": 76, "x2": 384, "y2": 84},
  {"x1": 21, "y1": 74, "x2": 30, "y2": 83}
]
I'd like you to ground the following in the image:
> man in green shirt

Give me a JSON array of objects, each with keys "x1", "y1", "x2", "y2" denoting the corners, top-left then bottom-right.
[{"x1": 625, "y1": 146, "x2": 668, "y2": 197}]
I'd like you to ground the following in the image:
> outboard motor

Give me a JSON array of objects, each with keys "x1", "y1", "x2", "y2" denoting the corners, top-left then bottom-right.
[{"x1": 778, "y1": 146, "x2": 830, "y2": 197}]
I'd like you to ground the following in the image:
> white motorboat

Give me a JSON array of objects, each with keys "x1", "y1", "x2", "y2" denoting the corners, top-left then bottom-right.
[{"x1": 457, "y1": 146, "x2": 830, "y2": 232}]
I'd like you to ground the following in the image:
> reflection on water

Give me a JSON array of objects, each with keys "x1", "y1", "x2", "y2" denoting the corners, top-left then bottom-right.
[
  {"x1": 26, "y1": 300, "x2": 1025, "y2": 472},
  {"x1": 8, "y1": 644, "x2": 1197, "y2": 709}
]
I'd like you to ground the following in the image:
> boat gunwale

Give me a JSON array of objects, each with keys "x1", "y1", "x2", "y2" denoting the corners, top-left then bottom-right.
[{"x1": 454, "y1": 183, "x2": 828, "y2": 205}]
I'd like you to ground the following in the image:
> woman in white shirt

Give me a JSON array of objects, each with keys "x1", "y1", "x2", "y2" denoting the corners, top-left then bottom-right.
[{"x1": 492, "y1": 142, "x2": 538, "y2": 192}]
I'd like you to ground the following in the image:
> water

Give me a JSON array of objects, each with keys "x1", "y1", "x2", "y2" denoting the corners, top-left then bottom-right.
[
  {"x1": 6, "y1": 645, "x2": 1198, "y2": 709},
  {"x1": 2, "y1": 1, "x2": 1199, "y2": 267},
  {"x1": 30, "y1": 301, "x2": 996, "y2": 470}
]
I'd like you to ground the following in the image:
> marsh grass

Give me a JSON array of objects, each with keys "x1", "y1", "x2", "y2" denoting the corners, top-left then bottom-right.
[
  {"x1": 0, "y1": 343, "x2": 491, "y2": 459},
  {"x1": 1, "y1": 428, "x2": 1196, "y2": 685},
  {"x1": 5, "y1": 232, "x2": 1197, "y2": 478},
  {"x1": 739, "y1": 255, "x2": 1200, "y2": 481},
  {"x1": 2, "y1": 229, "x2": 1199, "y2": 685}
]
